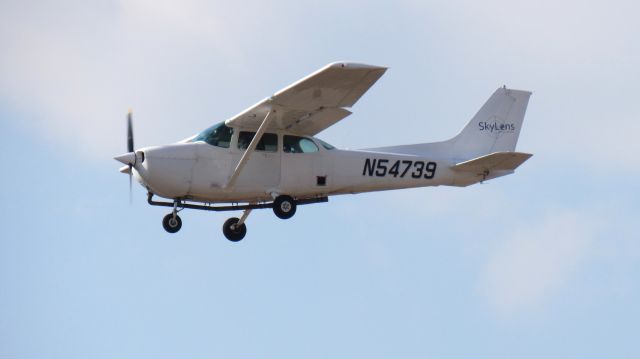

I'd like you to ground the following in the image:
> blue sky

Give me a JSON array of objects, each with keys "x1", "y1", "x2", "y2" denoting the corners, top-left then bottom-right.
[{"x1": 1, "y1": 0, "x2": 639, "y2": 358}]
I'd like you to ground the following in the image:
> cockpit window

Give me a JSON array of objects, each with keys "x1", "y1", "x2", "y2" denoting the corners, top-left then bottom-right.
[
  {"x1": 237, "y1": 131, "x2": 278, "y2": 152},
  {"x1": 283, "y1": 135, "x2": 319, "y2": 153},
  {"x1": 191, "y1": 122, "x2": 233, "y2": 148},
  {"x1": 316, "y1": 138, "x2": 335, "y2": 150}
]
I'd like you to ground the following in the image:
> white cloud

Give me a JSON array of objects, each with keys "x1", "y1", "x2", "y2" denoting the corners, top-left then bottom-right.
[
  {"x1": 402, "y1": 0, "x2": 640, "y2": 169},
  {"x1": 2, "y1": 0, "x2": 639, "y2": 172},
  {"x1": 478, "y1": 209, "x2": 599, "y2": 317},
  {"x1": 0, "y1": 0, "x2": 292, "y2": 158}
]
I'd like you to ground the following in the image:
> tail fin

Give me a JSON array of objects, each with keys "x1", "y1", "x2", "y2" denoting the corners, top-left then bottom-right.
[
  {"x1": 449, "y1": 87, "x2": 531, "y2": 160},
  {"x1": 366, "y1": 87, "x2": 531, "y2": 161}
]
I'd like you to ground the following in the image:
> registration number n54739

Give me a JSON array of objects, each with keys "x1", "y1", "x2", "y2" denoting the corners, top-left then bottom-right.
[{"x1": 362, "y1": 159, "x2": 437, "y2": 179}]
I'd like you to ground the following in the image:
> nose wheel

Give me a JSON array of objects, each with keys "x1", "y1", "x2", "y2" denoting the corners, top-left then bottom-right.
[
  {"x1": 162, "y1": 200, "x2": 183, "y2": 233},
  {"x1": 162, "y1": 213, "x2": 182, "y2": 233}
]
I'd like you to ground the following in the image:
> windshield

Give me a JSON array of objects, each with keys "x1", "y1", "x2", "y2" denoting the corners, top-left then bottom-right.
[
  {"x1": 316, "y1": 138, "x2": 335, "y2": 150},
  {"x1": 190, "y1": 122, "x2": 233, "y2": 148}
]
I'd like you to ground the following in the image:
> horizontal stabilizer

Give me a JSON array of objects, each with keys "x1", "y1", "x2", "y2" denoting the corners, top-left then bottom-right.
[{"x1": 451, "y1": 152, "x2": 532, "y2": 173}]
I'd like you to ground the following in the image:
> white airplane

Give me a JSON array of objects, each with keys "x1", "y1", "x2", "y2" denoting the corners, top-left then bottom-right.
[{"x1": 115, "y1": 62, "x2": 532, "y2": 242}]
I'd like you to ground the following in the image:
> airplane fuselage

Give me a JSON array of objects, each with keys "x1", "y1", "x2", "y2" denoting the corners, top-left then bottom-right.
[{"x1": 132, "y1": 130, "x2": 476, "y2": 204}]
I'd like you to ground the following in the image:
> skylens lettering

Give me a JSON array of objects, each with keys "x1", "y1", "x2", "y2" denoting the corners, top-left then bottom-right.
[{"x1": 478, "y1": 121, "x2": 515, "y2": 133}]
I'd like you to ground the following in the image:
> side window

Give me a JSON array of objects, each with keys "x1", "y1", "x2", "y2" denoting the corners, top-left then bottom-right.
[
  {"x1": 283, "y1": 135, "x2": 319, "y2": 153},
  {"x1": 261, "y1": 133, "x2": 278, "y2": 152},
  {"x1": 237, "y1": 131, "x2": 278, "y2": 152}
]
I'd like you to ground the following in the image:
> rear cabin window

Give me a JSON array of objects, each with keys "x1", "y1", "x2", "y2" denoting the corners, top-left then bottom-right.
[
  {"x1": 283, "y1": 135, "x2": 319, "y2": 153},
  {"x1": 191, "y1": 122, "x2": 233, "y2": 148},
  {"x1": 237, "y1": 131, "x2": 278, "y2": 152}
]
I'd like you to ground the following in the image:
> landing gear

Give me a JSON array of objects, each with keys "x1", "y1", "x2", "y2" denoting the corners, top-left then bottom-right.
[
  {"x1": 273, "y1": 195, "x2": 296, "y2": 219},
  {"x1": 222, "y1": 208, "x2": 251, "y2": 242},
  {"x1": 222, "y1": 217, "x2": 247, "y2": 242},
  {"x1": 147, "y1": 194, "x2": 325, "y2": 240},
  {"x1": 162, "y1": 200, "x2": 182, "y2": 233},
  {"x1": 162, "y1": 213, "x2": 182, "y2": 233},
  {"x1": 221, "y1": 195, "x2": 296, "y2": 242}
]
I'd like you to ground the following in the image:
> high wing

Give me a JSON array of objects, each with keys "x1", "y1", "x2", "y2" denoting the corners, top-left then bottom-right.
[{"x1": 225, "y1": 62, "x2": 387, "y2": 136}]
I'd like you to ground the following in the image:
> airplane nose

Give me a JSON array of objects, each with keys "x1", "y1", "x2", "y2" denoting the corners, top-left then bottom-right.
[
  {"x1": 114, "y1": 151, "x2": 146, "y2": 166},
  {"x1": 131, "y1": 145, "x2": 195, "y2": 199},
  {"x1": 114, "y1": 152, "x2": 136, "y2": 165}
]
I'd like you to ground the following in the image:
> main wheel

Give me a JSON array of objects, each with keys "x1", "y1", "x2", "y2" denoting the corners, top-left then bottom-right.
[
  {"x1": 223, "y1": 217, "x2": 247, "y2": 242},
  {"x1": 162, "y1": 213, "x2": 182, "y2": 233},
  {"x1": 273, "y1": 195, "x2": 296, "y2": 219}
]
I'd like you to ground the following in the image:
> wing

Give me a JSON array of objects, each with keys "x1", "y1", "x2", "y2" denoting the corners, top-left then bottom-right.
[{"x1": 225, "y1": 62, "x2": 387, "y2": 136}]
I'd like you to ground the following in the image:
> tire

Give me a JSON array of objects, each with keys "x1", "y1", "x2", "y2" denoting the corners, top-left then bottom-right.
[
  {"x1": 223, "y1": 217, "x2": 246, "y2": 242},
  {"x1": 162, "y1": 213, "x2": 182, "y2": 233},
  {"x1": 273, "y1": 195, "x2": 296, "y2": 219}
]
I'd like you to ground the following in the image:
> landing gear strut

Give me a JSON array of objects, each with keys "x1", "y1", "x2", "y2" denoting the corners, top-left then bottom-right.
[
  {"x1": 147, "y1": 193, "x2": 327, "y2": 241},
  {"x1": 162, "y1": 200, "x2": 182, "y2": 233}
]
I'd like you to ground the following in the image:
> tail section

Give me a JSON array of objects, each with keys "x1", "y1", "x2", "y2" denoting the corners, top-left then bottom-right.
[
  {"x1": 449, "y1": 87, "x2": 531, "y2": 160},
  {"x1": 367, "y1": 87, "x2": 531, "y2": 162},
  {"x1": 451, "y1": 152, "x2": 532, "y2": 173},
  {"x1": 448, "y1": 150, "x2": 532, "y2": 186}
]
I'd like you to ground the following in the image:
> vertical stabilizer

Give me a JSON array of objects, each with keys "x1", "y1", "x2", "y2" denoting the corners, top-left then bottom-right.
[{"x1": 450, "y1": 87, "x2": 531, "y2": 160}]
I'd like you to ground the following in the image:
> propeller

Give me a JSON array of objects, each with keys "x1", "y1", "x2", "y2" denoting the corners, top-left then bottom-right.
[
  {"x1": 127, "y1": 109, "x2": 134, "y2": 202},
  {"x1": 114, "y1": 109, "x2": 136, "y2": 203},
  {"x1": 127, "y1": 109, "x2": 134, "y2": 152}
]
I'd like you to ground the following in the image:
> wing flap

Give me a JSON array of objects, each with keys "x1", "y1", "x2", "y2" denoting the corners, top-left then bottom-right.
[
  {"x1": 451, "y1": 152, "x2": 532, "y2": 173},
  {"x1": 283, "y1": 108, "x2": 352, "y2": 136}
]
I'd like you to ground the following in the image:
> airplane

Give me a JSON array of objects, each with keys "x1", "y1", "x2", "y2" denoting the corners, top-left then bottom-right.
[{"x1": 114, "y1": 62, "x2": 532, "y2": 242}]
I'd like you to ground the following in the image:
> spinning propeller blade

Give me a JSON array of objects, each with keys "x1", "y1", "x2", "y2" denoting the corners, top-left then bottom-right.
[
  {"x1": 127, "y1": 109, "x2": 134, "y2": 203},
  {"x1": 127, "y1": 109, "x2": 134, "y2": 152}
]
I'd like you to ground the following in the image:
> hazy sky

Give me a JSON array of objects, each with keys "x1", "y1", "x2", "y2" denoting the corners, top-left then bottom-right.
[{"x1": 1, "y1": 0, "x2": 639, "y2": 358}]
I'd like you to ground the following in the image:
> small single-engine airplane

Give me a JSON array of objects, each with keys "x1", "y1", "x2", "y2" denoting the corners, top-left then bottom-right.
[{"x1": 115, "y1": 62, "x2": 532, "y2": 242}]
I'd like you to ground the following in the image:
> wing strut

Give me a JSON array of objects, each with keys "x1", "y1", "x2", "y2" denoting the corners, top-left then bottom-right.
[{"x1": 224, "y1": 108, "x2": 275, "y2": 189}]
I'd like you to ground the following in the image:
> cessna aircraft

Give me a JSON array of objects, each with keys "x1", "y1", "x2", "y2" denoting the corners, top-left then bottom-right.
[{"x1": 114, "y1": 62, "x2": 532, "y2": 242}]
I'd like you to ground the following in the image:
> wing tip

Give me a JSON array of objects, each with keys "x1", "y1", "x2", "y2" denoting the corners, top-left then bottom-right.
[
  {"x1": 497, "y1": 86, "x2": 533, "y2": 96},
  {"x1": 327, "y1": 61, "x2": 388, "y2": 71}
]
